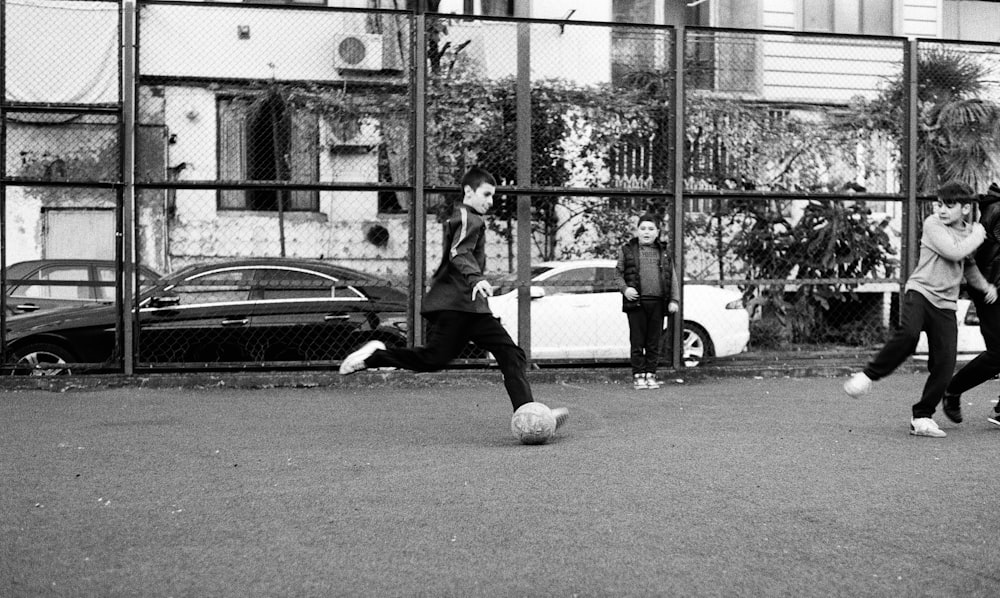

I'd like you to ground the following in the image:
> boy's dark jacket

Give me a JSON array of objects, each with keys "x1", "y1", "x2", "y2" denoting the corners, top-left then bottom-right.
[
  {"x1": 619, "y1": 238, "x2": 677, "y2": 312},
  {"x1": 976, "y1": 183, "x2": 1000, "y2": 286},
  {"x1": 422, "y1": 203, "x2": 493, "y2": 315}
]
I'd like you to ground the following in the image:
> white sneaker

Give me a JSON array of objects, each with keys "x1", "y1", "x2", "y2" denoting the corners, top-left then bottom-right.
[
  {"x1": 988, "y1": 411, "x2": 1000, "y2": 428},
  {"x1": 645, "y1": 373, "x2": 661, "y2": 389},
  {"x1": 551, "y1": 407, "x2": 569, "y2": 430},
  {"x1": 843, "y1": 372, "x2": 873, "y2": 397},
  {"x1": 339, "y1": 340, "x2": 386, "y2": 375},
  {"x1": 910, "y1": 417, "x2": 947, "y2": 438},
  {"x1": 633, "y1": 373, "x2": 649, "y2": 390}
]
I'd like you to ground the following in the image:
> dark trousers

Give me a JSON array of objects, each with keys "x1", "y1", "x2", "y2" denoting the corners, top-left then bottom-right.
[
  {"x1": 863, "y1": 290, "x2": 957, "y2": 419},
  {"x1": 626, "y1": 298, "x2": 664, "y2": 375},
  {"x1": 946, "y1": 290, "x2": 1000, "y2": 396},
  {"x1": 365, "y1": 310, "x2": 533, "y2": 411}
]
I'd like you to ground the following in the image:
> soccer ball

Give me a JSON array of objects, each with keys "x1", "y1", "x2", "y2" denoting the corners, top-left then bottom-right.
[{"x1": 510, "y1": 402, "x2": 557, "y2": 445}]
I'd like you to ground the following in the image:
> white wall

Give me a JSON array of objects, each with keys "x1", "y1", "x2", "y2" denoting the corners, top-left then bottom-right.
[{"x1": 140, "y1": 4, "x2": 374, "y2": 81}]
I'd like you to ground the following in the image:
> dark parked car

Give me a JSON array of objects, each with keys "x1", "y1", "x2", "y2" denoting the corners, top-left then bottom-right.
[
  {"x1": 4, "y1": 259, "x2": 163, "y2": 315},
  {"x1": 5, "y1": 258, "x2": 408, "y2": 375}
]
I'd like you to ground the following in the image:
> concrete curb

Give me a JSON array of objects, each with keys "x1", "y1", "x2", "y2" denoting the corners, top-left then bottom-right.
[{"x1": 0, "y1": 357, "x2": 930, "y2": 392}]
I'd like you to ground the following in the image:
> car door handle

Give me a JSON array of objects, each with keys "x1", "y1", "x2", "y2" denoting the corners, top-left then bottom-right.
[
  {"x1": 14, "y1": 304, "x2": 40, "y2": 312},
  {"x1": 221, "y1": 318, "x2": 249, "y2": 326},
  {"x1": 324, "y1": 314, "x2": 351, "y2": 321}
]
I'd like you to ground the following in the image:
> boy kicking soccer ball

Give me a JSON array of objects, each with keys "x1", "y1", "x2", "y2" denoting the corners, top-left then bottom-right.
[{"x1": 339, "y1": 166, "x2": 569, "y2": 436}]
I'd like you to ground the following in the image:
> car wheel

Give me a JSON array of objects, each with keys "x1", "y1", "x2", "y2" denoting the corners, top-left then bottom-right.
[
  {"x1": 9, "y1": 342, "x2": 75, "y2": 376},
  {"x1": 656, "y1": 321, "x2": 715, "y2": 368},
  {"x1": 657, "y1": 322, "x2": 714, "y2": 367},
  {"x1": 682, "y1": 322, "x2": 714, "y2": 367}
]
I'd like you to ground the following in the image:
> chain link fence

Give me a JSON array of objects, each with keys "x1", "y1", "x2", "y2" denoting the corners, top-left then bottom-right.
[{"x1": 4, "y1": 1, "x2": 1000, "y2": 374}]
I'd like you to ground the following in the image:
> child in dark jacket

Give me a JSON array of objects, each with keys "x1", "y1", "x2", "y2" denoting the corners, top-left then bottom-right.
[
  {"x1": 339, "y1": 166, "x2": 568, "y2": 431},
  {"x1": 940, "y1": 182, "x2": 1000, "y2": 426},
  {"x1": 614, "y1": 213, "x2": 680, "y2": 390}
]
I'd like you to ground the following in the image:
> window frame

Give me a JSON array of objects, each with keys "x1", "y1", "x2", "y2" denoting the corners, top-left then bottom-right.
[{"x1": 216, "y1": 95, "x2": 320, "y2": 213}]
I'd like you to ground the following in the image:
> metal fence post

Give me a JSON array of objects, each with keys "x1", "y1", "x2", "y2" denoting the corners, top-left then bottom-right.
[
  {"x1": 122, "y1": 0, "x2": 137, "y2": 375},
  {"x1": 515, "y1": 7, "x2": 532, "y2": 364},
  {"x1": 903, "y1": 39, "x2": 919, "y2": 294},
  {"x1": 671, "y1": 25, "x2": 685, "y2": 370},
  {"x1": 412, "y1": 9, "x2": 426, "y2": 347},
  {"x1": 0, "y1": 0, "x2": 7, "y2": 362}
]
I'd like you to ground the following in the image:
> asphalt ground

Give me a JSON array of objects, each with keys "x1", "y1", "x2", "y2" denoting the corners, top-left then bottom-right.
[{"x1": 3, "y1": 368, "x2": 1000, "y2": 597}]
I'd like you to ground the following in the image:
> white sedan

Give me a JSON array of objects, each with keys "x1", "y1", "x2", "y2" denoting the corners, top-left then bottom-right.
[{"x1": 487, "y1": 259, "x2": 750, "y2": 366}]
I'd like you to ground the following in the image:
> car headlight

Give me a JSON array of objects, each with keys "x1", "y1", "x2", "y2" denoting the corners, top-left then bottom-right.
[{"x1": 725, "y1": 299, "x2": 745, "y2": 310}]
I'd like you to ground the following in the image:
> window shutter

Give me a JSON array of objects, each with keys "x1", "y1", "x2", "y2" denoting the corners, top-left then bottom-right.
[
  {"x1": 218, "y1": 98, "x2": 248, "y2": 209},
  {"x1": 288, "y1": 109, "x2": 318, "y2": 211}
]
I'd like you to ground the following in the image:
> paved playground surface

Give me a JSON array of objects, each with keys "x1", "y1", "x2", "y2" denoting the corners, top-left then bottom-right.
[{"x1": 3, "y1": 371, "x2": 1000, "y2": 597}]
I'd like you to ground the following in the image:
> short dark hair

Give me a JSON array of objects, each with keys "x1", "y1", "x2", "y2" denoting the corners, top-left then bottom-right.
[
  {"x1": 938, "y1": 181, "x2": 976, "y2": 205},
  {"x1": 461, "y1": 166, "x2": 497, "y2": 191},
  {"x1": 637, "y1": 212, "x2": 660, "y2": 227}
]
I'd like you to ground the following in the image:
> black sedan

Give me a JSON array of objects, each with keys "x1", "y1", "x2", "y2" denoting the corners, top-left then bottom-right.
[
  {"x1": 5, "y1": 259, "x2": 409, "y2": 375},
  {"x1": 4, "y1": 259, "x2": 163, "y2": 316}
]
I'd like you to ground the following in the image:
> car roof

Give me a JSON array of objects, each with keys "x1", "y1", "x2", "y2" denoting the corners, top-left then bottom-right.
[
  {"x1": 164, "y1": 258, "x2": 385, "y2": 283},
  {"x1": 6, "y1": 259, "x2": 162, "y2": 278},
  {"x1": 534, "y1": 259, "x2": 616, "y2": 269}
]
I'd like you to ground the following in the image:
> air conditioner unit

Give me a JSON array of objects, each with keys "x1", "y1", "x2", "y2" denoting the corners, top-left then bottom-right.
[{"x1": 333, "y1": 33, "x2": 384, "y2": 71}]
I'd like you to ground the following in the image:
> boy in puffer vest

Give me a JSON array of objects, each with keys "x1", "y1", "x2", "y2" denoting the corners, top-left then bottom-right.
[{"x1": 614, "y1": 212, "x2": 680, "y2": 390}]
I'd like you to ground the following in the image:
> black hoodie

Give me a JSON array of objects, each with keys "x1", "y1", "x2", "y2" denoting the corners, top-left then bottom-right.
[{"x1": 975, "y1": 182, "x2": 1000, "y2": 285}]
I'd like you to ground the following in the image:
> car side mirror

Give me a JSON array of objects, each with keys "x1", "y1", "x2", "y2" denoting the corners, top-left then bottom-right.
[
  {"x1": 149, "y1": 295, "x2": 181, "y2": 308},
  {"x1": 529, "y1": 286, "x2": 545, "y2": 299}
]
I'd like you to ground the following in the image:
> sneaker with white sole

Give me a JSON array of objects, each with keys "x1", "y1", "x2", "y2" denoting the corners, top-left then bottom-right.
[
  {"x1": 633, "y1": 373, "x2": 649, "y2": 390},
  {"x1": 551, "y1": 407, "x2": 569, "y2": 430},
  {"x1": 645, "y1": 373, "x2": 661, "y2": 389},
  {"x1": 987, "y1": 410, "x2": 1000, "y2": 428},
  {"x1": 843, "y1": 372, "x2": 873, "y2": 397},
  {"x1": 339, "y1": 340, "x2": 386, "y2": 375},
  {"x1": 910, "y1": 417, "x2": 947, "y2": 438}
]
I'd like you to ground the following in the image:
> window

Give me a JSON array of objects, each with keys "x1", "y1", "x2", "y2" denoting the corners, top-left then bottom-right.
[
  {"x1": 169, "y1": 270, "x2": 254, "y2": 305},
  {"x1": 595, "y1": 268, "x2": 620, "y2": 293},
  {"x1": 540, "y1": 268, "x2": 598, "y2": 295},
  {"x1": 480, "y1": 0, "x2": 514, "y2": 17},
  {"x1": 803, "y1": 0, "x2": 834, "y2": 32},
  {"x1": 15, "y1": 266, "x2": 90, "y2": 299},
  {"x1": 96, "y1": 267, "x2": 116, "y2": 300},
  {"x1": 218, "y1": 94, "x2": 319, "y2": 212},
  {"x1": 377, "y1": 144, "x2": 405, "y2": 214},
  {"x1": 251, "y1": 268, "x2": 365, "y2": 300},
  {"x1": 779, "y1": 0, "x2": 894, "y2": 35},
  {"x1": 686, "y1": 2, "x2": 715, "y2": 90}
]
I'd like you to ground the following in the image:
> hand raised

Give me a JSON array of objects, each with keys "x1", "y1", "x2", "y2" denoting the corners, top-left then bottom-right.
[{"x1": 472, "y1": 280, "x2": 494, "y2": 301}]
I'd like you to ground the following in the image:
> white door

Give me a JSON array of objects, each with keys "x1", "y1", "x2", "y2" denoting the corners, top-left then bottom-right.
[
  {"x1": 529, "y1": 266, "x2": 626, "y2": 359},
  {"x1": 44, "y1": 209, "x2": 115, "y2": 259}
]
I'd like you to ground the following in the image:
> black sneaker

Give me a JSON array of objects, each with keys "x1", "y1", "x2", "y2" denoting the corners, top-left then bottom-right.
[
  {"x1": 942, "y1": 393, "x2": 963, "y2": 424},
  {"x1": 988, "y1": 408, "x2": 1000, "y2": 428}
]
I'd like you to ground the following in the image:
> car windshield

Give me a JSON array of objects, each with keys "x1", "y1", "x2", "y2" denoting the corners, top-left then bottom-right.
[{"x1": 494, "y1": 266, "x2": 554, "y2": 294}]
